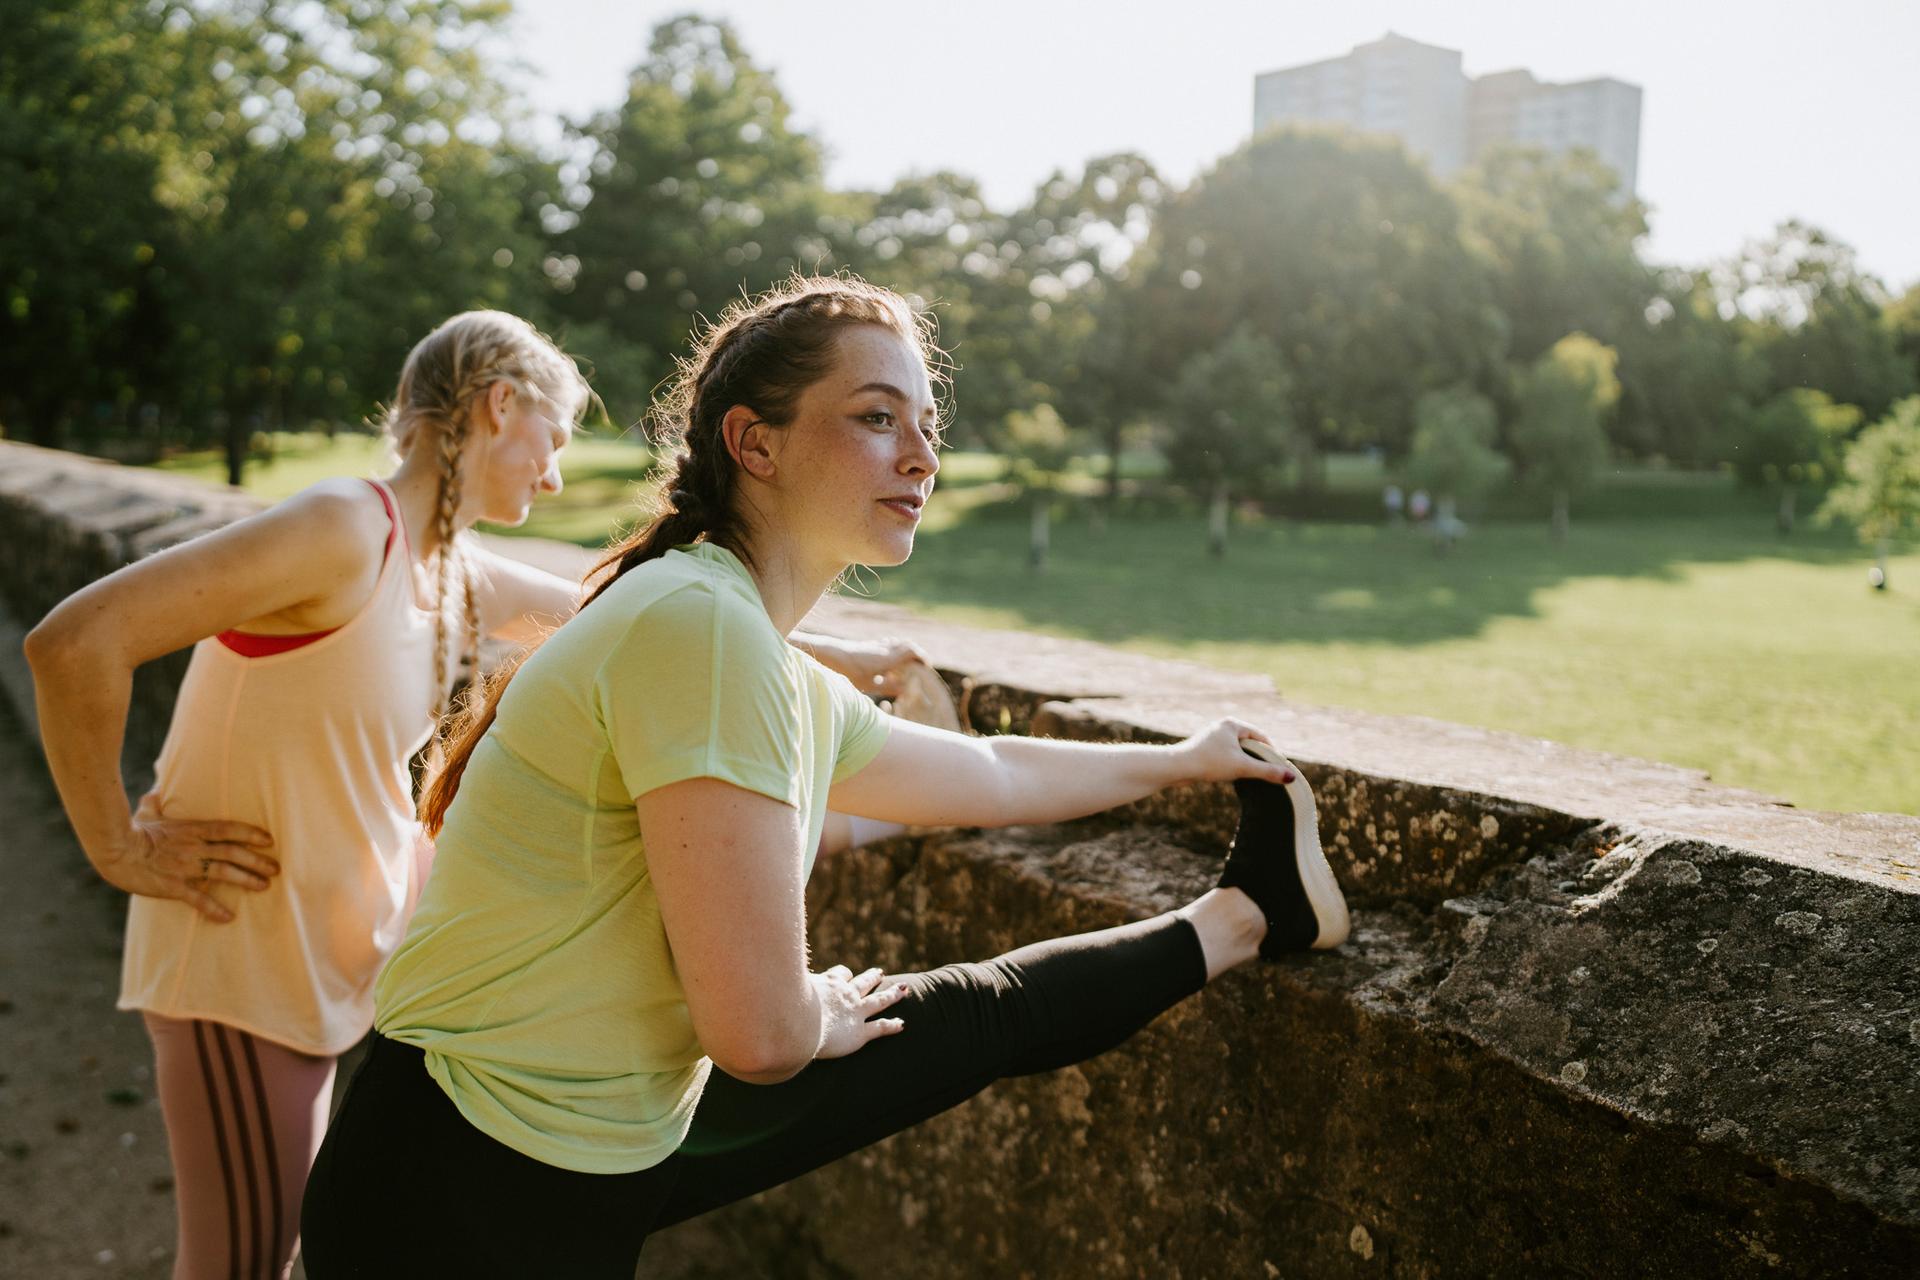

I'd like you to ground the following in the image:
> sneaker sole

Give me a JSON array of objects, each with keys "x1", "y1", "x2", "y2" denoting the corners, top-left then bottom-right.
[{"x1": 1240, "y1": 740, "x2": 1351, "y2": 950}]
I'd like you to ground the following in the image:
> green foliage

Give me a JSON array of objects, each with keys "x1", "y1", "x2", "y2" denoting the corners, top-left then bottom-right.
[
  {"x1": 1509, "y1": 334, "x2": 1618, "y2": 537},
  {"x1": 1717, "y1": 221, "x2": 1917, "y2": 422},
  {"x1": 1127, "y1": 128, "x2": 1506, "y2": 467},
  {"x1": 1454, "y1": 145, "x2": 1654, "y2": 365},
  {"x1": 996, "y1": 404, "x2": 1081, "y2": 494},
  {"x1": 0, "y1": 0, "x2": 549, "y2": 470},
  {"x1": 1613, "y1": 270, "x2": 1767, "y2": 464},
  {"x1": 1161, "y1": 325, "x2": 1295, "y2": 496},
  {"x1": 1406, "y1": 386, "x2": 1510, "y2": 509},
  {"x1": 1819, "y1": 396, "x2": 1920, "y2": 547},
  {"x1": 552, "y1": 15, "x2": 844, "y2": 412},
  {"x1": 1880, "y1": 283, "x2": 1920, "y2": 388},
  {"x1": 1731, "y1": 388, "x2": 1860, "y2": 489}
]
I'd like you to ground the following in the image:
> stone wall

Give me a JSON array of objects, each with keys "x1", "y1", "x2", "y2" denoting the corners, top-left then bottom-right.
[{"x1": 3, "y1": 439, "x2": 1917, "y2": 1277}]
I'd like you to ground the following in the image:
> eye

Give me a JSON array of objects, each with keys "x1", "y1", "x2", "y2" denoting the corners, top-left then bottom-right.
[{"x1": 861, "y1": 410, "x2": 896, "y2": 429}]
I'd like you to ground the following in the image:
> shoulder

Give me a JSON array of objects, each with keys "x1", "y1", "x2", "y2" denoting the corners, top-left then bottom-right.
[
  {"x1": 242, "y1": 479, "x2": 390, "y2": 581},
  {"x1": 588, "y1": 564, "x2": 785, "y2": 690}
]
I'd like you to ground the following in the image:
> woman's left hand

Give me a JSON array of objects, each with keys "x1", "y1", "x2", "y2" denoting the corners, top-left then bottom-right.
[
  {"x1": 1176, "y1": 718, "x2": 1297, "y2": 787},
  {"x1": 812, "y1": 635, "x2": 932, "y2": 698}
]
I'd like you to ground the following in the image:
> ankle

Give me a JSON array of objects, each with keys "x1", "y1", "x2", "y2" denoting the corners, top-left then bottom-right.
[{"x1": 1180, "y1": 888, "x2": 1267, "y2": 980}]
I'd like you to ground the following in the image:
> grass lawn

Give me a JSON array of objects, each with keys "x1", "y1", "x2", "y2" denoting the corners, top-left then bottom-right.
[{"x1": 143, "y1": 435, "x2": 1917, "y2": 815}]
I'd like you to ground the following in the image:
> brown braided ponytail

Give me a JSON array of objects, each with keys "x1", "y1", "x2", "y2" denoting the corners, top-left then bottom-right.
[
  {"x1": 380, "y1": 311, "x2": 590, "y2": 722},
  {"x1": 419, "y1": 274, "x2": 946, "y2": 835}
]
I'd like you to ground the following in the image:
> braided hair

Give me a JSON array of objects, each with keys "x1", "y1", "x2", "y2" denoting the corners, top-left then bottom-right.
[{"x1": 381, "y1": 311, "x2": 588, "y2": 722}]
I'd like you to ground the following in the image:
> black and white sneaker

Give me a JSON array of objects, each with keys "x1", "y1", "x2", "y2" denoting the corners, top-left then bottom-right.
[{"x1": 1217, "y1": 741, "x2": 1350, "y2": 955}]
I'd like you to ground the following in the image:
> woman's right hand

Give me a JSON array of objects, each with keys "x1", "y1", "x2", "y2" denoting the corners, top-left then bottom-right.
[
  {"x1": 810, "y1": 964, "x2": 911, "y2": 1060},
  {"x1": 101, "y1": 799, "x2": 278, "y2": 923}
]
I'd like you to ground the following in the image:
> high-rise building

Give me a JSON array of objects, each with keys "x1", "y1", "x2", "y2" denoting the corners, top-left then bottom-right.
[{"x1": 1253, "y1": 33, "x2": 1642, "y2": 192}]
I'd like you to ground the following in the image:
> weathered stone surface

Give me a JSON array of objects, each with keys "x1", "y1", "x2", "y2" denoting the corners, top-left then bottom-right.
[{"x1": 688, "y1": 817, "x2": 1920, "y2": 1277}]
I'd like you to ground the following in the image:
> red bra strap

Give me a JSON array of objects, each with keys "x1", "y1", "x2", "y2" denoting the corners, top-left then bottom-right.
[{"x1": 364, "y1": 479, "x2": 400, "y2": 563}]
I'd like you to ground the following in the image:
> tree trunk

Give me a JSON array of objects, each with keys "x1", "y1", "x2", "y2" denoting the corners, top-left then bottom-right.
[
  {"x1": 1208, "y1": 477, "x2": 1229, "y2": 558},
  {"x1": 1028, "y1": 491, "x2": 1050, "y2": 574},
  {"x1": 1104, "y1": 423, "x2": 1122, "y2": 514},
  {"x1": 223, "y1": 399, "x2": 248, "y2": 489},
  {"x1": 1550, "y1": 490, "x2": 1569, "y2": 544},
  {"x1": 1777, "y1": 486, "x2": 1796, "y2": 535}
]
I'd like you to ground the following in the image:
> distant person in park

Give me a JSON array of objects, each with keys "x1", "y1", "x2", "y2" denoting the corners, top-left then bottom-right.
[
  {"x1": 298, "y1": 276, "x2": 1351, "y2": 1277},
  {"x1": 1383, "y1": 482, "x2": 1405, "y2": 526},
  {"x1": 22, "y1": 309, "x2": 930, "y2": 1280},
  {"x1": 1408, "y1": 487, "x2": 1432, "y2": 523}
]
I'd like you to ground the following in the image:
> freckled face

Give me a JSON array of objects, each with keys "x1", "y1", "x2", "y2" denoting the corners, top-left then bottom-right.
[
  {"x1": 764, "y1": 325, "x2": 940, "y2": 569},
  {"x1": 474, "y1": 390, "x2": 572, "y2": 527}
]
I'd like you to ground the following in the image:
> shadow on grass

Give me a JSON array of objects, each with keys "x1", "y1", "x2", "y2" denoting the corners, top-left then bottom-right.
[{"x1": 865, "y1": 485, "x2": 1883, "y2": 651}]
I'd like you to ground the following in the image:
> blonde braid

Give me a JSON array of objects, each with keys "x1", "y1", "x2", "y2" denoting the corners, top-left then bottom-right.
[{"x1": 430, "y1": 405, "x2": 470, "y2": 723}]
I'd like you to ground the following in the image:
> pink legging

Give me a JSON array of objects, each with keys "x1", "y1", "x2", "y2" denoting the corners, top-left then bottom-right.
[{"x1": 143, "y1": 1013, "x2": 337, "y2": 1280}]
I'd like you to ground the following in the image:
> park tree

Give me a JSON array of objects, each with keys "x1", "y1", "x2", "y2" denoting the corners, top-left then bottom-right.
[
  {"x1": 555, "y1": 15, "x2": 842, "y2": 412},
  {"x1": 1023, "y1": 153, "x2": 1167, "y2": 504},
  {"x1": 0, "y1": 0, "x2": 193, "y2": 448},
  {"x1": 843, "y1": 170, "x2": 1025, "y2": 445},
  {"x1": 995, "y1": 404, "x2": 1083, "y2": 572},
  {"x1": 1714, "y1": 221, "x2": 1917, "y2": 422},
  {"x1": 1818, "y1": 396, "x2": 1920, "y2": 590},
  {"x1": 1405, "y1": 386, "x2": 1510, "y2": 549},
  {"x1": 1510, "y1": 333, "x2": 1620, "y2": 542},
  {"x1": 1613, "y1": 269, "x2": 1768, "y2": 464},
  {"x1": 1162, "y1": 325, "x2": 1295, "y2": 556},
  {"x1": 1885, "y1": 283, "x2": 1920, "y2": 388},
  {"x1": 1130, "y1": 128, "x2": 1506, "y2": 479},
  {"x1": 1454, "y1": 145, "x2": 1655, "y2": 366},
  {"x1": 1729, "y1": 388, "x2": 1860, "y2": 533},
  {"x1": 2, "y1": 0, "x2": 551, "y2": 479}
]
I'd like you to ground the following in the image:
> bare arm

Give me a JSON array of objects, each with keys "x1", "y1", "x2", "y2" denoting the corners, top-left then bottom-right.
[
  {"x1": 467, "y1": 542, "x2": 582, "y2": 646},
  {"x1": 23, "y1": 485, "x2": 382, "y2": 919},
  {"x1": 636, "y1": 778, "x2": 909, "y2": 1084},
  {"x1": 826, "y1": 717, "x2": 1295, "y2": 829}
]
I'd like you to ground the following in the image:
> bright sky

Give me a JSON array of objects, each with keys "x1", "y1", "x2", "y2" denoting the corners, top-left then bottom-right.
[{"x1": 507, "y1": 0, "x2": 1920, "y2": 292}]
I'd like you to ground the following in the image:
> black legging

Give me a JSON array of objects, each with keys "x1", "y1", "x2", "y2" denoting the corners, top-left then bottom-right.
[{"x1": 300, "y1": 912, "x2": 1207, "y2": 1277}]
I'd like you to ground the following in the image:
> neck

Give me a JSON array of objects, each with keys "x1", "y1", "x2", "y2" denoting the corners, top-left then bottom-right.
[
  {"x1": 385, "y1": 449, "x2": 470, "y2": 561},
  {"x1": 732, "y1": 528, "x2": 844, "y2": 635}
]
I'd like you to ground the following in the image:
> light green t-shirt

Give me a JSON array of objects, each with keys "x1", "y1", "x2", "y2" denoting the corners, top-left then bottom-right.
[{"x1": 374, "y1": 543, "x2": 890, "y2": 1174}]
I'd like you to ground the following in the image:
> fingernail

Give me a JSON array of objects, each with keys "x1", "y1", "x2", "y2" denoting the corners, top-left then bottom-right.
[{"x1": 1281, "y1": 771, "x2": 1296, "y2": 783}]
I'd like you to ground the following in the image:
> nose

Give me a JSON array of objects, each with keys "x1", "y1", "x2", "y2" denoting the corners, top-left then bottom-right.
[
  {"x1": 901, "y1": 429, "x2": 939, "y2": 484},
  {"x1": 539, "y1": 457, "x2": 564, "y2": 496}
]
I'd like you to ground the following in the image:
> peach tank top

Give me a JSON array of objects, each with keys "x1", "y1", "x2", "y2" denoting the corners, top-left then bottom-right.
[{"x1": 118, "y1": 480, "x2": 441, "y2": 1055}]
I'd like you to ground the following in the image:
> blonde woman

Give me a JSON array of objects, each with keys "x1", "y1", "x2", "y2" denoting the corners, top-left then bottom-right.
[{"x1": 24, "y1": 310, "x2": 923, "y2": 1280}]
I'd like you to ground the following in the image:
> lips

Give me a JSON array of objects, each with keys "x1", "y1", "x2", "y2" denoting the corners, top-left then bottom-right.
[{"x1": 880, "y1": 495, "x2": 923, "y2": 521}]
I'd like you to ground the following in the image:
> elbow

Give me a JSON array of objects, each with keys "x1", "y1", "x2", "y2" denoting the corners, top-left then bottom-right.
[
  {"x1": 22, "y1": 613, "x2": 68, "y2": 674},
  {"x1": 701, "y1": 1009, "x2": 817, "y2": 1086},
  {"x1": 706, "y1": 1027, "x2": 814, "y2": 1085},
  {"x1": 23, "y1": 606, "x2": 104, "y2": 680}
]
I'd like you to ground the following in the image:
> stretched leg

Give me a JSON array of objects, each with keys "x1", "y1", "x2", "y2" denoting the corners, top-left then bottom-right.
[
  {"x1": 653, "y1": 902, "x2": 1251, "y2": 1229},
  {"x1": 143, "y1": 1013, "x2": 336, "y2": 1280}
]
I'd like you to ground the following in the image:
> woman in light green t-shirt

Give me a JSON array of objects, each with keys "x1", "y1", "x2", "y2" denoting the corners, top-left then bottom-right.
[{"x1": 302, "y1": 275, "x2": 1349, "y2": 1278}]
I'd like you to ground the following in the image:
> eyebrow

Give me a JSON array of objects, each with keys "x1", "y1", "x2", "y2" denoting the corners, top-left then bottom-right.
[{"x1": 852, "y1": 382, "x2": 938, "y2": 419}]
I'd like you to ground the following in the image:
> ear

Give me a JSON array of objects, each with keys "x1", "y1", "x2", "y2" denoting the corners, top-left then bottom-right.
[
  {"x1": 483, "y1": 380, "x2": 515, "y2": 436},
  {"x1": 721, "y1": 405, "x2": 778, "y2": 480}
]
